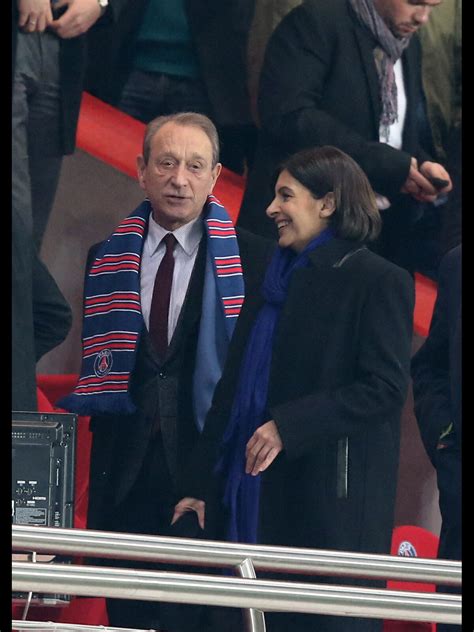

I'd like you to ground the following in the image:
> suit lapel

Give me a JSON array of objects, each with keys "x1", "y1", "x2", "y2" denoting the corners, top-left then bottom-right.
[
  {"x1": 352, "y1": 21, "x2": 381, "y2": 134},
  {"x1": 400, "y1": 40, "x2": 419, "y2": 150}
]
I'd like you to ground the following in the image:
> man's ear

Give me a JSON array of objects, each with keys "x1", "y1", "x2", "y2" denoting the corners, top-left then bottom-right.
[
  {"x1": 209, "y1": 162, "x2": 222, "y2": 193},
  {"x1": 136, "y1": 155, "x2": 146, "y2": 190},
  {"x1": 320, "y1": 192, "x2": 336, "y2": 218}
]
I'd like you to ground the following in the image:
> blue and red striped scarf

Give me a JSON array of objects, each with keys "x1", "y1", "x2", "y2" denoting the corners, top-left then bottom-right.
[{"x1": 59, "y1": 195, "x2": 244, "y2": 419}]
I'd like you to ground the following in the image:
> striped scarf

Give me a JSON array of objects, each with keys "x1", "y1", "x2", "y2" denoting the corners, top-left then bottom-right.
[
  {"x1": 349, "y1": 0, "x2": 411, "y2": 141},
  {"x1": 59, "y1": 195, "x2": 244, "y2": 417}
]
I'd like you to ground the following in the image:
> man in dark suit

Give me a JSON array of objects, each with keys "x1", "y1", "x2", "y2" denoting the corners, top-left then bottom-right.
[
  {"x1": 238, "y1": 0, "x2": 451, "y2": 272},
  {"x1": 60, "y1": 112, "x2": 272, "y2": 631},
  {"x1": 411, "y1": 244, "x2": 461, "y2": 631},
  {"x1": 12, "y1": 0, "x2": 130, "y2": 248}
]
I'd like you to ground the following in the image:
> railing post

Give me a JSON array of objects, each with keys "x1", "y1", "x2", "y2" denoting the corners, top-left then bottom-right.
[{"x1": 236, "y1": 558, "x2": 266, "y2": 632}]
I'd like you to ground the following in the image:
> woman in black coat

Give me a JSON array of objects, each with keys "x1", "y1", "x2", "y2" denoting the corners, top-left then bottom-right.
[{"x1": 174, "y1": 146, "x2": 415, "y2": 632}]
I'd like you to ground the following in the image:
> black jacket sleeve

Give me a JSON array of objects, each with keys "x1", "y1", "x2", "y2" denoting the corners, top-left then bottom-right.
[{"x1": 411, "y1": 247, "x2": 461, "y2": 464}]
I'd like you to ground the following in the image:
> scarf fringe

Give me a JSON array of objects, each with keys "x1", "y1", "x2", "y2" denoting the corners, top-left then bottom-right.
[{"x1": 58, "y1": 392, "x2": 137, "y2": 416}]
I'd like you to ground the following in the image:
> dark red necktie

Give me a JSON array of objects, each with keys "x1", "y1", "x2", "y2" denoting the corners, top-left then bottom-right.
[{"x1": 149, "y1": 233, "x2": 176, "y2": 359}]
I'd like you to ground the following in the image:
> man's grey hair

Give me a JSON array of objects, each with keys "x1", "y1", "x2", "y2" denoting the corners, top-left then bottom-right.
[{"x1": 142, "y1": 112, "x2": 220, "y2": 167}]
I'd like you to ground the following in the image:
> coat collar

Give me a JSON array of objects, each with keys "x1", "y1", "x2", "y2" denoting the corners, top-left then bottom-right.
[{"x1": 306, "y1": 238, "x2": 366, "y2": 270}]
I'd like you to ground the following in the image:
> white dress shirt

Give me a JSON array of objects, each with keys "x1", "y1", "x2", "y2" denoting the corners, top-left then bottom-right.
[
  {"x1": 379, "y1": 59, "x2": 407, "y2": 151},
  {"x1": 140, "y1": 213, "x2": 203, "y2": 344}
]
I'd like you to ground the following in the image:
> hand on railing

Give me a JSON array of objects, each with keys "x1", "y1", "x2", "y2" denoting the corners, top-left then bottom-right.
[{"x1": 172, "y1": 497, "x2": 205, "y2": 530}]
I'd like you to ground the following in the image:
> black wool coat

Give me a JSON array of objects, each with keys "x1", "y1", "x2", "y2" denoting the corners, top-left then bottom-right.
[
  {"x1": 185, "y1": 239, "x2": 415, "y2": 558},
  {"x1": 182, "y1": 238, "x2": 414, "y2": 631}
]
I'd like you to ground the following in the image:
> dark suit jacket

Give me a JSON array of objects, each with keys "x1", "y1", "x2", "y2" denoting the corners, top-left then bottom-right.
[
  {"x1": 12, "y1": 0, "x2": 130, "y2": 155},
  {"x1": 238, "y1": 0, "x2": 432, "y2": 264},
  {"x1": 411, "y1": 244, "x2": 462, "y2": 464},
  {"x1": 87, "y1": 226, "x2": 274, "y2": 535},
  {"x1": 184, "y1": 239, "x2": 414, "y2": 561}
]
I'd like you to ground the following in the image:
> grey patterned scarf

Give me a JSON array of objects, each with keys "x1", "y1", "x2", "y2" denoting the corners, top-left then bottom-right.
[{"x1": 349, "y1": 0, "x2": 411, "y2": 141}]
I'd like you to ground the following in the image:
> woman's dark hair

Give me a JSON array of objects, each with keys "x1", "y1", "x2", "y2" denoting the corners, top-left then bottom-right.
[{"x1": 278, "y1": 146, "x2": 381, "y2": 242}]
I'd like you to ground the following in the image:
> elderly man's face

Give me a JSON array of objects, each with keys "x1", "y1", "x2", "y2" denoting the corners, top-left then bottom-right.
[
  {"x1": 137, "y1": 122, "x2": 222, "y2": 231},
  {"x1": 374, "y1": 0, "x2": 442, "y2": 38}
]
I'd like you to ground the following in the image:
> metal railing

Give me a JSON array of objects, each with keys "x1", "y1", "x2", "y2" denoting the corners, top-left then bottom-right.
[
  {"x1": 12, "y1": 623, "x2": 151, "y2": 632},
  {"x1": 12, "y1": 524, "x2": 461, "y2": 585},
  {"x1": 12, "y1": 561, "x2": 461, "y2": 626},
  {"x1": 12, "y1": 525, "x2": 462, "y2": 631}
]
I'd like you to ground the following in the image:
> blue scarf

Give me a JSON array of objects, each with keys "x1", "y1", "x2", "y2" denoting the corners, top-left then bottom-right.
[
  {"x1": 59, "y1": 195, "x2": 244, "y2": 422},
  {"x1": 217, "y1": 228, "x2": 334, "y2": 543}
]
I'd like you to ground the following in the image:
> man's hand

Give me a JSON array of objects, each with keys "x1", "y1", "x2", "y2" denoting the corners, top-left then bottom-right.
[
  {"x1": 401, "y1": 157, "x2": 452, "y2": 203},
  {"x1": 17, "y1": 0, "x2": 53, "y2": 33},
  {"x1": 245, "y1": 420, "x2": 283, "y2": 476},
  {"x1": 49, "y1": 0, "x2": 102, "y2": 39},
  {"x1": 172, "y1": 497, "x2": 205, "y2": 530},
  {"x1": 419, "y1": 161, "x2": 452, "y2": 195}
]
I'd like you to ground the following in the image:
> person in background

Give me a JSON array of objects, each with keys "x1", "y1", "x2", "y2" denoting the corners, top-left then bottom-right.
[
  {"x1": 12, "y1": 0, "x2": 130, "y2": 249},
  {"x1": 411, "y1": 244, "x2": 461, "y2": 632},
  {"x1": 419, "y1": 0, "x2": 461, "y2": 166},
  {"x1": 409, "y1": 0, "x2": 461, "y2": 276},
  {"x1": 85, "y1": 0, "x2": 257, "y2": 175},
  {"x1": 175, "y1": 145, "x2": 415, "y2": 632},
  {"x1": 421, "y1": 0, "x2": 462, "y2": 259},
  {"x1": 238, "y1": 0, "x2": 451, "y2": 274},
  {"x1": 12, "y1": 3, "x2": 73, "y2": 412},
  {"x1": 246, "y1": 0, "x2": 302, "y2": 124},
  {"x1": 12, "y1": 206, "x2": 72, "y2": 411},
  {"x1": 59, "y1": 112, "x2": 273, "y2": 631}
]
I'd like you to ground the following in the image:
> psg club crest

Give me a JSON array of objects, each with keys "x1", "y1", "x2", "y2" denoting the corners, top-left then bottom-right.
[
  {"x1": 94, "y1": 349, "x2": 113, "y2": 377},
  {"x1": 397, "y1": 540, "x2": 417, "y2": 557}
]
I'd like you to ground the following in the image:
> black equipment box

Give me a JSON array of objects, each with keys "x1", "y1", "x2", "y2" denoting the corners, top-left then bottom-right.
[{"x1": 12, "y1": 410, "x2": 77, "y2": 606}]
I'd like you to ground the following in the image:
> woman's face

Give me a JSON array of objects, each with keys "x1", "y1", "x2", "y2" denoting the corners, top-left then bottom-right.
[{"x1": 266, "y1": 170, "x2": 334, "y2": 253}]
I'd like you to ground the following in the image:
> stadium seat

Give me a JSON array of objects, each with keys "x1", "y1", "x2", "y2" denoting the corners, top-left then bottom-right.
[{"x1": 383, "y1": 525, "x2": 440, "y2": 632}]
